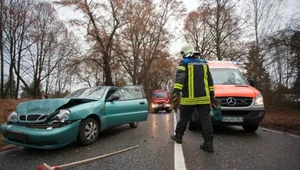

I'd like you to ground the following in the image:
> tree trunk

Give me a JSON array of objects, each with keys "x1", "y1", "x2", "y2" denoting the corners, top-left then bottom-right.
[{"x1": 104, "y1": 55, "x2": 114, "y2": 86}]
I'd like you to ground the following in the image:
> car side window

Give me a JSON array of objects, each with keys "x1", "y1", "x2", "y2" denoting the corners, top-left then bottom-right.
[
  {"x1": 121, "y1": 89, "x2": 134, "y2": 100},
  {"x1": 121, "y1": 85, "x2": 145, "y2": 99},
  {"x1": 111, "y1": 90, "x2": 123, "y2": 100},
  {"x1": 105, "y1": 89, "x2": 117, "y2": 101}
]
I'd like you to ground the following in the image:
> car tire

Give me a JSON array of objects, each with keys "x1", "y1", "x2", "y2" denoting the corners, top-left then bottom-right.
[
  {"x1": 242, "y1": 124, "x2": 259, "y2": 132},
  {"x1": 129, "y1": 122, "x2": 138, "y2": 128},
  {"x1": 78, "y1": 118, "x2": 99, "y2": 145},
  {"x1": 167, "y1": 109, "x2": 172, "y2": 113},
  {"x1": 188, "y1": 120, "x2": 198, "y2": 131}
]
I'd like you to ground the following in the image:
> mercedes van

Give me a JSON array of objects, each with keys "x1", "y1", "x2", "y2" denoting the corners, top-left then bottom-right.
[{"x1": 190, "y1": 61, "x2": 265, "y2": 132}]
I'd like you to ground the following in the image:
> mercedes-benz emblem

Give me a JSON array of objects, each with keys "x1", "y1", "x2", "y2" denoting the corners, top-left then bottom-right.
[{"x1": 226, "y1": 97, "x2": 236, "y2": 106}]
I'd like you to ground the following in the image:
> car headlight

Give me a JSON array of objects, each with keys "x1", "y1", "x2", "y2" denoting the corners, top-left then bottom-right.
[
  {"x1": 152, "y1": 104, "x2": 158, "y2": 108},
  {"x1": 51, "y1": 109, "x2": 70, "y2": 123},
  {"x1": 254, "y1": 94, "x2": 264, "y2": 106},
  {"x1": 165, "y1": 104, "x2": 170, "y2": 107},
  {"x1": 7, "y1": 111, "x2": 18, "y2": 123}
]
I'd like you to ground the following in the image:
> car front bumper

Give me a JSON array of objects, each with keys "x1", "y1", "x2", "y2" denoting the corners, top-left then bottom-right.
[
  {"x1": 153, "y1": 106, "x2": 171, "y2": 110},
  {"x1": 0, "y1": 120, "x2": 81, "y2": 149}
]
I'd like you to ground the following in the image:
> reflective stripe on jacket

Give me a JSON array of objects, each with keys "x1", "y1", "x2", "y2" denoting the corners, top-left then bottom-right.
[{"x1": 173, "y1": 58, "x2": 214, "y2": 105}]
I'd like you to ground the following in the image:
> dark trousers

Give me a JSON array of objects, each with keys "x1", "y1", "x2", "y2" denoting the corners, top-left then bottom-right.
[{"x1": 175, "y1": 104, "x2": 213, "y2": 136}]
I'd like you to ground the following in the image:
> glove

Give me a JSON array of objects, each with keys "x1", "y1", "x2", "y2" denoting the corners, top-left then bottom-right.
[
  {"x1": 172, "y1": 92, "x2": 179, "y2": 103},
  {"x1": 210, "y1": 103, "x2": 217, "y2": 110},
  {"x1": 210, "y1": 96, "x2": 216, "y2": 104},
  {"x1": 210, "y1": 97, "x2": 217, "y2": 110},
  {"x1": 171, "y1": 92, "x2": 180, "y2": 110}
]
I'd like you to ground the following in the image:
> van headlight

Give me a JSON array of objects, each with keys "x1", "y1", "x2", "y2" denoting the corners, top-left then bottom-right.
[
  {"x1": 7, "y1": 111, "x2": 18, "y2": 123},
  {"x1": 254, "y1": 94, "x2": 264, "y2": 106}
]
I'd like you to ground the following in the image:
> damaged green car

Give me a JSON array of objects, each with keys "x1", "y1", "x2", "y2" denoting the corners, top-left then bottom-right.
[{"x1": 0, "y1": 85, "x2": 148, "y2": 149}]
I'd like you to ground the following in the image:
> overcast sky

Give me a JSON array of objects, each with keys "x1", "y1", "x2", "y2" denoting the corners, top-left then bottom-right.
[
  {"x1": 170, "y1": 0, "x2": 300, "y2": 54},
  {"x1": 53, "y1": 0, "x2": 300, "y2": 55}
]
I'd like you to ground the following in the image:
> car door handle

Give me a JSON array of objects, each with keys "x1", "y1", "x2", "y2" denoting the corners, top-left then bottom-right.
[{"x1": 140, "y1": 102, "x2": 145, "y2": 105}]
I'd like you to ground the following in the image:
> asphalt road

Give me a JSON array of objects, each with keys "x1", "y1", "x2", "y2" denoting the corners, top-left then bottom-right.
[{"x1": 0, "y1": 111, "x2": 299, "y2": 170}]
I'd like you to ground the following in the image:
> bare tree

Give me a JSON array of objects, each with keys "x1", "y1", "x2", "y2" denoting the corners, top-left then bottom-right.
[
  {"x1": 0, "y1": 0, "x2": 5, "y2": 98},
  {"x1": 2, "y1": 0, "x2": 35, "y2": 98},
  {"x1": 246, "y1": 0, "x2": 283, "y2": 50},
  {"x1": 51, "y1": 31, "x2": 79, "y2": 96},
  {"x1": 114, "y1": 0, "x2": 185, "y2": 86},
  {"x1": 184, "y1": 8, "x2": 215, "y2": 60},
  {"x1": 184, "y1": 0, "x2": 245, "y2": 60},
  {"x1": 54, "y1": 0, "x2": 132, "y2": 86},
  {"x1": 15, "y1": 1, "x2": 75, "y2": 98}
]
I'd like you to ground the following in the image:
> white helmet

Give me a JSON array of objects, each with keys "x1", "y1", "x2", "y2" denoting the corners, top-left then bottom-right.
[{"x1": 180, "y1": 44, "x2": 200, "y2": 58}]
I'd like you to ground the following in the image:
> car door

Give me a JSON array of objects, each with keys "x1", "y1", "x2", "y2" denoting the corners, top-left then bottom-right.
[{"x1": 105, "y1": 85, "x2": 148, "y2": 127}]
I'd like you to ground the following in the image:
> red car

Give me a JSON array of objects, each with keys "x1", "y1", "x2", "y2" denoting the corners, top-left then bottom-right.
[{"x1": 151, "y1": 90, "x2": 172, "y2": 113}]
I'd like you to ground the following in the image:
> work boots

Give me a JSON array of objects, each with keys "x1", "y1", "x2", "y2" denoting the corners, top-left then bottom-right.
[
  {"x1": 200, "y1": 135, "x2": 214, "y2": 152},
  {"x1": 171, "y1": 133, "x2": 183, "y2": 144}
]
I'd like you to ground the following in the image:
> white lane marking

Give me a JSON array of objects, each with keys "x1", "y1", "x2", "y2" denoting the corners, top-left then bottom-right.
[
  {"x1": 174, "y1": 111, "x2": 187, "y2": 170},
  {"x1": 260, "y1": 127, "x2": 300, "y2": 138}
]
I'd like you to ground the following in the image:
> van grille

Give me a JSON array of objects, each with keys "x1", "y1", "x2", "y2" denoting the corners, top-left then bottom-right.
[{"x1": 216, "y1": 97, "x2": 253, "y2": 107}]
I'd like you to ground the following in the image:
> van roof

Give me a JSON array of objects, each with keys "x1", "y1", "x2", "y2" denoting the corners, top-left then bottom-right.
[{"x1": 207, "y1": 61, "x2": 239, "y2": 69}]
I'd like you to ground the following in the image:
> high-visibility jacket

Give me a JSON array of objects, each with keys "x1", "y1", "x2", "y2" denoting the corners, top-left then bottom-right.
[{"x1": 173, "y1": 58, "x2": 214, "y2": 105}]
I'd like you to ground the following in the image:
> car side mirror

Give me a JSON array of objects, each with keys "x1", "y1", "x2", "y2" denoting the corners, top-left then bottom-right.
[
  {"x1": 248, "y1": 79, "x2": 255, "y2": 87},
  {"x1": 107, "y1": 95, "x2": 120, "y2": 102}
]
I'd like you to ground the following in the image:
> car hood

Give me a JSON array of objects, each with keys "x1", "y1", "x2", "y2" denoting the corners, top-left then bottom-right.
[
  {"x1": 16, "y1": 98, "x2": 71, "y2": 115},
  {"x1": 214, "y1": 85, "x2": 260, "y2": 98}
]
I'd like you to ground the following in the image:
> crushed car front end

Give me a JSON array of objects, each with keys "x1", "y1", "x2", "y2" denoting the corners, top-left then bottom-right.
[
  {"x1": 0, "y1": 98, "x2": 98, "y2": 149},
  {"x1": 0, "y1": 119, "x2": 81, "y2": 149}
]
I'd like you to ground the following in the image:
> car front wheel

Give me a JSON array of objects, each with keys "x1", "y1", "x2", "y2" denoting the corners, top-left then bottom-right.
[
  {"x1": 129, "y1": 122, "x2": 138, "y2": 128},
  {"x1": 242, "y1": 124, "x2": 259, "y2": 132},
  {"x1": 78, "y1": 118, "x2": 99, "y2": 145}
]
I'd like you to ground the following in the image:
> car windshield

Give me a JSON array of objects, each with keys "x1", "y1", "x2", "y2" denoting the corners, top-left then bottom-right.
[
  {"x1": 210, "y1": 68, "x2": 249, "y2": 85},
  {"x1": 153, "y1": 91, "x2": 167, "y2": 98},
  {"x1": 64, "y1": 87, "x2": 106, "y2": 100}
]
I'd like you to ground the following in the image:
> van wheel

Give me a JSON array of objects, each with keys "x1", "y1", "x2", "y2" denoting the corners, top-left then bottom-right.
[{"x1": 242, "y1": 124, "x2": 259, "y2": 132}]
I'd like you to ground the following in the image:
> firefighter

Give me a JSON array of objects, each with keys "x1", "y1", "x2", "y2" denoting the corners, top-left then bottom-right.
[{"x1": 171, "y1": 44, "x2": 216, "y2": 153}]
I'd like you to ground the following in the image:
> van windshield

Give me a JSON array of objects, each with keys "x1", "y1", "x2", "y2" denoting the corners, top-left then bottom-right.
[
  {"x1": 210, "y1": 68, "x2": 249, "y2": 85},
  {"x1": 153, "y1": 91, "x2": 168, "y2": 98}
]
